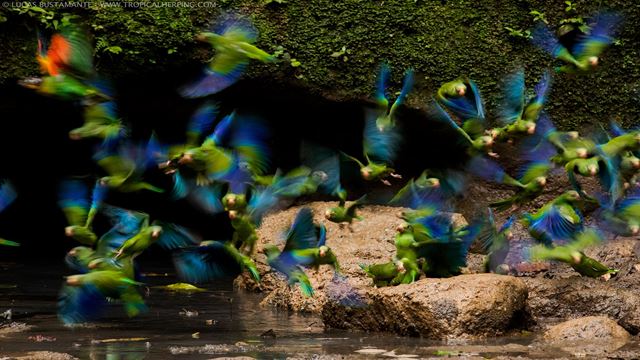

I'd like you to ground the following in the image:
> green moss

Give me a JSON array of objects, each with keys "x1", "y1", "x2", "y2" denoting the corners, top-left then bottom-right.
[{"x1": 1, "y1": 0, "x2": 639, "y2": 129}]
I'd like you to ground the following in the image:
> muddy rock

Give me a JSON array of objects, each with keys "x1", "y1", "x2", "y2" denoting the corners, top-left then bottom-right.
[
  {"x1": 541, "y1": 316, "x2": 630, "y2": 356},
  {"x1": 523, "y1": 276, "x2": 640, "y2": 334},
  {"x1": 12, "y1": 352, "x2": 79, "y2": 360},
  {"x1": 323, "y1": 274, "x2": 527, "y2": 338}
]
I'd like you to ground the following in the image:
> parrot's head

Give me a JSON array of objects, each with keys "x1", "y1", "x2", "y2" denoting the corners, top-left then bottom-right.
[
  {"x1": 575, "y1": 147, "x2": 588, "y2": 159},
  {"x1": 424, "y1": 177, "x2": 440, "y2": 188},
  {"x1": 535, "y1": 176, "x2": 547, "y2": 187},
  {"x1": 630, "y1": 224, "x2": 640, "y2": 235},
  {"x1": 223, "y1": 193, "x2": 246, "y2": 211},
  {"x1": 634, "y1": 132, "x2": 640, "y2": 144},
  {"x1": 311, "y1": 171, "x2": 328, "y2": 184},
  {"x1": 525, "y1": 122, "x2": 536, "y2": 135},
  {"x1": 360, "y1": 167, "x2": 373, "y2": 180},
  {"x1": 588, "y1": 56, "x2": 599, "y2": 68},
  {"x1": 324, "y1": 208, "x2": 335, "y2": 221},
  {"x1": 566, "y1": 131, "x2": 580, "y2": 140},
  {"x1": 486, "y1": 128, "x2": 501, "y2": 139},
  {"x1": 262, "y1": 245, "x2": 280, "y2": 260},
  {"x1": 476, "y1": 135, "x2": 494, "y2": 150},
  {"x1": 570, "y1": 251, "x2": 583, "y2": 264},
  {"x1": 17, "y1": 76, "x2": 43, "y2": 90},
  {"x1": 87, "y1": 258, "x2": 103, "y2": 270},
  {"x1": 587, "y1": 164, "x2": 598, "y2": 176},
  {"x1": 68, "y1": 246, "x2": 92, "y2": 258},
  {"x1": 564, "y1": 190, "x2": 581, "y2": 202},
  {"x1": 149, "y1": 225, "x2": 162, "y2": 239},
  {"x1": 319, "y1": 245, "x2": 329, "y2": 257},
  {"x1": 396, "y1": 222, "x2": 409, "y2": 234},
  {"x1": 395, "y1": 260, "x2": 406, "y2": 274},
  {"x1": 65, "y1": 226, "x2": 97, "y2": 246},
  {"x1": 65, "y1": 274, "x2": 85, "y2": 286},
  {"x1": 196, "y1": 32, "x2": 216, "y2": 43},
  {"x1": 504, "y1": 230, "x2": 514, "y2": 241},
  {"x1": 455, "y1": 84, "x2": 467, "y2": 96},
  {"x1": 178, "y1": 152, "x2": 194, "y2": 165}
]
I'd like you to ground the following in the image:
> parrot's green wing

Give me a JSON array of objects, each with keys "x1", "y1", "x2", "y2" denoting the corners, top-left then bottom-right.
[{"x1": 519, "y1": 162, "x2": 552, "y2": 184}]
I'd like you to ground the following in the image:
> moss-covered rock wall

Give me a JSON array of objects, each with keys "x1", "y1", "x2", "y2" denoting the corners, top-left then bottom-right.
[{"x1": 1, "y1": 0, "x2": 638, "y2": 129}]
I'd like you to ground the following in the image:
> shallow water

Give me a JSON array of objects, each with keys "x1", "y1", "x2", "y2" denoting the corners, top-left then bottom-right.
[{"x1": 1, "y1": 261, "x2": 634, "y2": 359}]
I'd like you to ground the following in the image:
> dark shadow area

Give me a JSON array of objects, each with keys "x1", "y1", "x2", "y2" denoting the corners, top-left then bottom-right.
[{"x1": 0, "y1": 71, "x2": 467, "y2": 261}]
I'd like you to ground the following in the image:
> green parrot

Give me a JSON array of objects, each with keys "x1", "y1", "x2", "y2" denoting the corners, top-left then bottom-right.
[
  {"x1": 522, "y1": 190, "x2": 584, "y2": 246},
  {"x1": 114, "y1": 224, "x2": 163, "y2": 260},
  {"x1": 528, "y1": 228, "x2": 618, "y2": 278},
  {"x1": 468, "y1": 156, "x2": 551, "y2": 211},
  {"x1": 360, "y1": 261, "x2": 404, "y2": 287},
  {"x1": 58, "y1": 180, "x2": 107, "y2": 246},
  {"x1": 264, "y1": 245, "x2": 314, "y2": 297},
  {"x1": 494, "y1": 69, "x2": 551, "y2": 142},
  {"x1": 65, "y1": 270, "x2": 147, "y2": 318},
  {"x1": 96, "y1": 141, "x2": 164, "y2": 193},
  {"x1": 325, "y1": 195, "x2": 366, "y2": 226},
  {"x1": 531, "y1": 12, "x2": 621, "y2": 74},
  {"x1": 69, "y1": 100, "x2": 124, "y2": 143},
  {"x1": 179, "y1": 13, "x2": 275, "y2": 98},
  {"x1": 477, "y1": 209, "x2": 515, "y2": 274},
  {"x1": 428, "y1": 99, "x2": 496, "y2": 158},
  {"x1": 372, "y1": 63, "x2": 414, "y2": 132}
]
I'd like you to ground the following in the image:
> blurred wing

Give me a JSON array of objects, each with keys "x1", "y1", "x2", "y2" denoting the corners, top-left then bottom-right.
[
  {"x1": 427, "y1": 99, "x2": 473, "y2": 146},
  {"x1": 531, "y1": 23, "x2": 577, "y2": 65},
  {"x1": 498, "y1": 68, "x2": 525, "y2": 125},
  {"x1": 574, "y1": 12, "x2": 622, "y2": 60},
  {"x1": 374, "y1": 63, "x2": 390, "y2": 109},
  {"x1": 58, "y1": 179, "x2": 89, "y2": 226},
  {"x1": 154, "y1": 222, "x2": 200, "y2": 250},
  {"x1": 388, "y1": 68, "x2": 415, "y2": 117},
  {"x1": 58, "y1": 284, "x2": 107, "y2": 325},
  {"x1": 363, "y1": 112, "x2": 400, "y2": 164},
  {"x1": 0, "y1": 180, "x2": 17, "y2": 213},
  {"x1": 186, "y1": 101, "x2": 219, "y2": 146},
  {"x1": 173, "y1": 242, "x2": 242, "y2": 283},
  {"x1": 283, "y1": 207, "x2": 319, "y2": 251}
]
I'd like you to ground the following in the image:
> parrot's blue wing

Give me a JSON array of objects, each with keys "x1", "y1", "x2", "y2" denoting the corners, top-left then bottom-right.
[
  {"x1": 389, "y1": 68, "x2": 415, "y2": 115},
  {"x1": 498, "y1": 68, "x2": 525, "y2": 125},
  {"x1": 301, "y1": 143, "x2": 344, "y2": 198},
  {"x1": 527, "y1": 206, "x2": 583, "y2": 245},
  {"x1": 154, "y1": 222, "x2": 200, "y2": 250},
  {"x1": 248, "y1": 185, "x2": 279, "y2": 225},
  {"x1": 58, "y1": 179, "x2": 90, "y2": 212},
  {"x1": 531, "y1": 22, "x2": 567, "y2": 59},
  {"x1": 173, "y1": 242, "x2": 241, "y2": 283},
  {"x1": 283, "y1": 207, "x2": 319, "y2": 251},
  {"x1": 179, "y1": 65, "x2": 248, "y2": 99},
  {"x1": 101, "y1": 205, "x2": 149, "y2": 235},
  {"x1": 187, "y1": 101, "x2": 219, "y2": 143},
  {"x1": 316, "y1": 225, "x2": 327, "y2": 247},
  {"x1": 188, "y1": 183, "x2": 225, "y2": 215},
  {"x1": 363, "y1": 113, "x2": 400, "y2": 164},
  {"x1": 58, "y1": 284, "x2": 108, "y2": 325},
  {"x1": 572, "y1": 12, "x2": 621, "y2": 59},
  {"x1": 0, "y1": 180, "x2": 17, "y2": 213},
  {"x1": 375, "y1": 62, "x2": 390, "y2": 107}
]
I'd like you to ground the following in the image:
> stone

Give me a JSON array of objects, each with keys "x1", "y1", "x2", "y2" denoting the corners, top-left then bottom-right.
[{"x1": 541, "y1": 316, "x2": 630, "y2": 356}]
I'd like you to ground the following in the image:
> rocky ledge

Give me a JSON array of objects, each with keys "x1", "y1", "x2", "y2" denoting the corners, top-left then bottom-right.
[{"x1": 235, "y1": 202, "x2": 640, "y2": 339}]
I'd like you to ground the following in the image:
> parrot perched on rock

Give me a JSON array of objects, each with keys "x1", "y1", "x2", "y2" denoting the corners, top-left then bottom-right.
[
  {"x1": 325, "y1": 195, "x2": 366, "y2": 227},
  {"x1": 531, "y1": 12, "x2": 622, "y2": 74},
  {"x1": 360, "y1": 259, "x2": 417, "y2": 287},
  {"x1": 528, "y1": 228, "x2": 617, "y2": 278},
  {"x1": 179, "y1": 13, "x2": 275, "y2": 98},
  {"x1": 371, "y1": 63, "x2": 414, "y2": 132}
]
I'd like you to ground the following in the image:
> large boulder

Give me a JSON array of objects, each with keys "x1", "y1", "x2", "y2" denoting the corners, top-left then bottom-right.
[
  {"x1": 323, "y1": 273, "x2": 527, "y2": 338},
  {"x1": 541, "y1": 316, "x2": 630, "y2": 356}
]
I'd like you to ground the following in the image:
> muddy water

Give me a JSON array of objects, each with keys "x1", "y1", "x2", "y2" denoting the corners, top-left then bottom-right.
[{"x1": 0, "y1": 261, "x2": 634, "y2": 359}]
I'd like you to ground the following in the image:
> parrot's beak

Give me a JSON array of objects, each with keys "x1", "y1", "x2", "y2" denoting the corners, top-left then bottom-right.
[
  {"x1": 588, "y1": 165, "x2": 597, "y2": 176},
  {"x1": 527, "y1": 124, "x2": 536, "y2": 134},
  {"x1": 228, "y1": 210, "x2": 238, "y2": 220},
  {"x1": 65, "y1": 226, "x2": 75, "y2": 237},
  {"x1": 571, "y1": 253, "x2": 582, "y2": 264},
  {"x1": 66, "y1": 275, "x2": 81, "y2": 286},
  {"x1": 324, "y1": 210, "x2": 332, "y2": 219},
  {"x1": 630, "y1": 225, "x2": 639, "y2": 235}
]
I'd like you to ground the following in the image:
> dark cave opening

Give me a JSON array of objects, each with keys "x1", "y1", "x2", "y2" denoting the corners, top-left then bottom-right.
[{"x1": 0, "y1": 71, "x2": 468, "y2": 261}]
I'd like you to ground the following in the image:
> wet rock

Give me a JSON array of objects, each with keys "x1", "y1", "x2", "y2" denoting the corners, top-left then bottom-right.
[
  {"x1": 323, "y1": 274, "x2": 527, "y2": 338},
  {"x1": 524, "y1": 277, "x2": 640, "y2": 334},
  {"x1": 0, "y1": 322, "x2": 31, "y2": 337},
  {"x1": 13, "y1": 352, "x2": 78, "y2": 360},
  {"x1": 541, "y1": 316, "x2": 630, "y2": 356}
]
